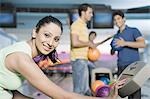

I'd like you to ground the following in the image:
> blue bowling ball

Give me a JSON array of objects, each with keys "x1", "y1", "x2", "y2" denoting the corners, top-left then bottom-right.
[
  {"x1": 99, "y1": 77, "x2": 110, "y2": 85},
  {"x1": 110, "y1": 38, "x2": 123, "y2": 51}
]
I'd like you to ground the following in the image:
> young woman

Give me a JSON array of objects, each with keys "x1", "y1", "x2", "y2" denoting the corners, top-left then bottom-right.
[{"x1": 0, "y1": 15, "x2": 126, "y2": 99}]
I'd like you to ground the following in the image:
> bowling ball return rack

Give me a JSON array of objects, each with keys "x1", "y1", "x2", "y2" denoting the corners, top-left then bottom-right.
[
  {"x1": 91, "y1": 61, "x2": 150, "y2": 98},
  {"x1": 118, "y1": 61, "x2": 150, "y2": 98}
]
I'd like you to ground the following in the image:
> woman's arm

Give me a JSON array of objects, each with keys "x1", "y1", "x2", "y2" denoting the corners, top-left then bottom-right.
[
  {"x1": 6, "y1": 52, "x2": 124, "y2": 99},
  {"x1": 6, "y1": 52, "x2": 70, "y2": 99},
  {"x1": 6, "y1": 52, "x2": 104, "y2": 99}
]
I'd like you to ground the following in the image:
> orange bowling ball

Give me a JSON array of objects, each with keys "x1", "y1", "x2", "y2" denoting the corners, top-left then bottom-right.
[{"x1": 88, "y1": 48, "x2": 100, "y2": 61}]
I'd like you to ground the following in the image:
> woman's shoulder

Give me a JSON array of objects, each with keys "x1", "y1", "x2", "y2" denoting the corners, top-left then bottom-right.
[{"x1": 1, "y1": 41, "x2": 32, "y2": 58}]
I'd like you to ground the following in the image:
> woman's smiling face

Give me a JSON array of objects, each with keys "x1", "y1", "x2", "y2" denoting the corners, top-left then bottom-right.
[{"x1": 34, "y1": 22, "x2": 61, "y2": 55}]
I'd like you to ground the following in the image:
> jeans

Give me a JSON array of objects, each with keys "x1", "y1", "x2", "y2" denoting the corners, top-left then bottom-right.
[
  {"x1": 88, "y1": 61, "x2": 95, "y2": 87},
  {"x1": 71, "y1": 59, "x2": 95, "y2": 95}
]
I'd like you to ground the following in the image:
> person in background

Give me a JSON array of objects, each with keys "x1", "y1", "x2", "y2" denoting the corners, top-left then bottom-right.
[
  {"x1": 70, "y1": 3, "x2": 117, "y2": 96},
  {"x1": 88, "y1": 31, "x2": 97, "y2": 88},
  {"x1": 89, "y1": 31, "x2": 114, "y2": 47},
  {"x1": 0, "y1": 15, "x2": 126, "y2": 99},
  {"x1": 88, "y1": 31, "x2": 114, "y2": 87},
  {"x1": 110, "y1": 10, "x2": 146, "y2": 99},
  {"x1": 89, "y1": 31, "x2": 97, "y2": 43},
  {"x1": 70, "y1": 3, "x2": 96, "y2": 96}
]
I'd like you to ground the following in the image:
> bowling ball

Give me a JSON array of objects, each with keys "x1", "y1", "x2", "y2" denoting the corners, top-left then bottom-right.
[
  {"x1": 88, "y1": 48, "x2": 101, "y2": 62},
  {"x1": 99, "y1": 77, "x2": 110, "y2": 85},
  {"x1": 110, "y1": 38, "x2": 123, "y2": 51},
  {"x1": 95, "y1": 85, "x2": 111, "y2": 97},
  {"x1": 91, "y1": 80, "x2": 105, "y2": 93}
]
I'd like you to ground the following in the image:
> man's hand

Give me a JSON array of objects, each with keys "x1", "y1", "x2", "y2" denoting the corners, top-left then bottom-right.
[
  {"x1": 115, "y1": 37, "x2": 126, "y2": 48},
  {"x1": 89, "y1": 41, "x2": 97, "y2": 49},
  {"x1": 110, "y1": 49, "x2": 115, "y2": 55}
]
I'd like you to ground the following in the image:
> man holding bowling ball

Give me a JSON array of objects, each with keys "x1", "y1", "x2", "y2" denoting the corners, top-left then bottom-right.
[
  {"x1": 110, "y1": 10, "x2": 146, "y2": 99},
  {"x1": 70, "y1": 3, "x2": 97, "y2": 96}
]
